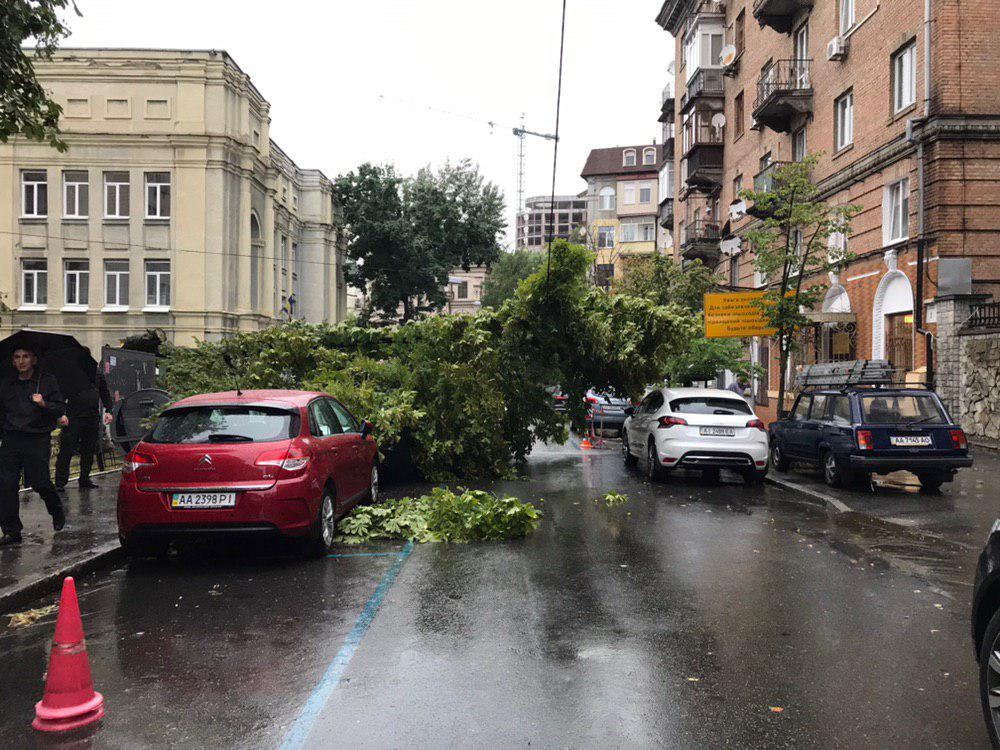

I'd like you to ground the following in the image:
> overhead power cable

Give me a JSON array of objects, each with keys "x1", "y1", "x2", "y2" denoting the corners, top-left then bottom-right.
[{"x1": 544, "y1": 0, "x2": 569, "y2": 289}]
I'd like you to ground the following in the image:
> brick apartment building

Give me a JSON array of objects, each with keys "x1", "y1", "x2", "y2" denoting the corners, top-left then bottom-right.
[{"x1": 656, "y1": 0, "x2": 1000, "y2": 420}]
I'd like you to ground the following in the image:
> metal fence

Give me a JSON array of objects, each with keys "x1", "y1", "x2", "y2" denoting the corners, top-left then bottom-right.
[{"x1": 966, "y1": 301, "x2": 1000, "y2": 330}]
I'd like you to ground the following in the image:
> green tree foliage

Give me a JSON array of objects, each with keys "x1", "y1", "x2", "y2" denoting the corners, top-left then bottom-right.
[
  {"x1": 612, "y1": 254, "x2": 749, "y2": 386},
  {"x1": 335, "y1": 487, "x2": 543, "y2": 545},
  {"x1": 481, "y1": 249, "x2": 543, "y2": 308},
  {"x1": 1, "y1": 1, "x2": 78, "y2": 151},
  {"x1": 740, "y1": 157, "x2": 859, "y2": 412},
  {"x1": 160, "y1": 241, "x2": 698, "y2": 481},
  {"x1": 334, "y1": 160, "x2": 505, "y2": 322}
]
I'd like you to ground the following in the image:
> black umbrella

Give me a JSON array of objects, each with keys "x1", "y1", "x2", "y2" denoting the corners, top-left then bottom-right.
[{"x1": 0, "y1": 329, "x2": 98, "y2": 396}]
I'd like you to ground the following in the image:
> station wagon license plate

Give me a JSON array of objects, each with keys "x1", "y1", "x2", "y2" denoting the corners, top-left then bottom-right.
[
  {"x1": 700, "y1": 427, "x2": 736, "y2": 437},
  {"x1": 170, "y1": 492, "x2": 236, "y2": 509},
  {"x1": 889, "y1": 435, "x2": 932, "y2": 447}
]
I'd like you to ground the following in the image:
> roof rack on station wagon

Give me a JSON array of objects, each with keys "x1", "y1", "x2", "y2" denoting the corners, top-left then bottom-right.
[{"x1": 796, "y1": 360, "x2": 922, "y2": 390}]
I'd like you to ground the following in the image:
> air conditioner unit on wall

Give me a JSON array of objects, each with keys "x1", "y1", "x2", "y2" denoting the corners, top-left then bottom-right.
[{"x1": 827, "y1": 36, "x2": 847, "y2": 62}]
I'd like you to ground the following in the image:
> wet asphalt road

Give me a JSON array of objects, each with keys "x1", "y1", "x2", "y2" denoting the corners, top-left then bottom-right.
[{"x1": 0, "y1": 440, "x2": 988, "y2": 749}]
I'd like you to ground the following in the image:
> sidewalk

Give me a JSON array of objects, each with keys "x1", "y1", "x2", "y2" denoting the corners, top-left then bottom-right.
[
  {"x1": 768, "y1": 445, "x2": 999, "y2": 551},
  {"x1": 0, "y1": 472, "x2": 121, "y2": 614}
]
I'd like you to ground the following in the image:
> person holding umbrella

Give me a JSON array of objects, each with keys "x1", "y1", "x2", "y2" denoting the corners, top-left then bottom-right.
[
  {"x1": 55, "y1": 367, "x2": 113, "y2": 491},
  {"x1": 0, "y1": 346, "x2": 66, "y2": 545}
]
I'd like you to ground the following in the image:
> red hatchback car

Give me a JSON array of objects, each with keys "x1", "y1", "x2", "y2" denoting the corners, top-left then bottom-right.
[{"x1": 117, "y1": 390, "x2": 378, "y2": 556}]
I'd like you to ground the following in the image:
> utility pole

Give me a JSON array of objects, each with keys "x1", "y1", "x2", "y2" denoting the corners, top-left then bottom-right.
[{"x1": 512, "y1": 116, "x2": 558, "y2": 250}]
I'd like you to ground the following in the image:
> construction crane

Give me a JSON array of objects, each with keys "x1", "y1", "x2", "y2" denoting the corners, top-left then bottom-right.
[{"x1": 512, "y1": 114, "x2": 558, "y2": 247}]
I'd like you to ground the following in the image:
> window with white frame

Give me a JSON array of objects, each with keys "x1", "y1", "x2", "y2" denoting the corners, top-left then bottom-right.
[
  {"x1": 623, "y1": 149, "x2": 636, "y2": 167},
  {"x1": 793, "y1": 127, "x2": 807, "y2": 162},
  {"x1": 104, "y1": 172, "x2": 130, "y2": 218},
  {"x1": 839, "y1": 0, "x2": 855, "y2": 34},
  {"x1": 21, "y1": 171, "x2": 48, "y2": 217},
  {"x1": 684, "y1": 24, "x2": 724, "y2": 80},
  {"x1": 884, "y1": 178, "x2": 910, "y2": 244},
  {"x1": 145, "y1": 172, "x2": 171, "y2": 219},
  {"x1": 828, "y1": 230, "x2": 848, "y2": 263},
  {"x1": 145, "y1": 260, "x2": 170, "y2": 308},
  {"x1": 620, "y1": 222, "x2": 638, "y2": 242},
  {"x1": 835, "y1": 90, "x2": 854, "y2": 151},
  {"x1": 659, "y1": 162, "x2": 675, "y2": 200},
  {"x1": 640, "y1": 221, "x2": 656, "y2": 242},
  {"x1": 597, "y1": 226, "x2": 615, "y2": 248},
  {"x1": 623, "y1": 186, "x2": 637, "y2": 205},
  {"x1": 22, "y1": 259, "x2": 47, "y2": 306},
  {"x1": 642, "y1": 148, "x2": 656, "y2": 165},
  {"x1": 63, "y1": 171, "x2": 89, "y2": 218},
  {"x1": 639, "y1": 186, "x2": 652, "y2": 204},
  {"x1": 104, "y1": 259, "x2": 130, "y2": 307},
  {"x1": 892, "y1": 42, "x2": 917, "y2": 113},
  {"x1": 64, "y1": 260, "x2": 89, "y2": 306}
]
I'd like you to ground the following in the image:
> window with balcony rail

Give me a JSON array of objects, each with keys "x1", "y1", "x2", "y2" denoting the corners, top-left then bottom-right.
[{"x1": 755, "y1": 59, "x2": 812, "y2": 111}]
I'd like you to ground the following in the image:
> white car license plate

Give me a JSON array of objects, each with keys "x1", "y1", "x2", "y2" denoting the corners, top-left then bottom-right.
[
  {"x1": 170, "y1": 492, "x2": 236, "y2": 509},
  {"x1": 890, "y1": 435, "x2": 932, "y2": 447},
  {"x1": 700, "y1": 427, "x2": 736, "y2": 437}
]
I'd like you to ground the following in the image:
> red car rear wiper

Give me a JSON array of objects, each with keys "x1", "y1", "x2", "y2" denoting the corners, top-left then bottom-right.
[{"x1": 206, "y1": 434, "x2": 255, "y2": 443}]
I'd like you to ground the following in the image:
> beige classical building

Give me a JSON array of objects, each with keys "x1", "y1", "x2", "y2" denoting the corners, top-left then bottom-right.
[{"x1": 0, "y1": 48, "x2": 348, "y2": 353}]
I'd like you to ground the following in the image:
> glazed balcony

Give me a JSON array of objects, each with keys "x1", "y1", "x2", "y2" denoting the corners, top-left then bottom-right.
[
  {"x1": 753, "y1": 59, "x2": 812, "y2": 133},
  {"x1": 681, "y1": 68, "x2": 725, "y2": 113},
  {"x1": 659, "y1": 82, "x2": 675, "y2": 123},
  {"x1": 747, "y1": 161, "x2": 792, "y2": 217},
  {"x1": 659, "y1": 198, "x2": 675, "y2": 229},
  {"x1": 752, "y1": 0, "x2": 814, "y2": 33},
  {"x1": 681, "y1": 220, "x2": 722, "y2": 263}
]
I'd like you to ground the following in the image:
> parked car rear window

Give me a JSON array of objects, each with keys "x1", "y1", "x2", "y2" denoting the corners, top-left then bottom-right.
[
  {"x1": 148, "y1": 406, "x2": 299, "y2": 444},
  {"x1": 860, "y1": 394, "x2": 946, "y2": 424},
  {"x1": 670, "y1": 397, "x2": 752, "y2": 415}
]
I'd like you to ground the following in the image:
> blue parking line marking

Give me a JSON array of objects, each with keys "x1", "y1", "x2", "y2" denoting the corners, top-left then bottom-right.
[{"x1": 279, "y1": 541, "x2": 415, "y2": 750}]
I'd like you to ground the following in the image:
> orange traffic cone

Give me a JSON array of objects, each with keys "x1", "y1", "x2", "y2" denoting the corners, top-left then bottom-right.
[
  {"x1": 33, "y1": 577, "x2": 105, "y2": 732},
  {"x1": 580, "y1": 437, "x2": 593, "y2": 449}
]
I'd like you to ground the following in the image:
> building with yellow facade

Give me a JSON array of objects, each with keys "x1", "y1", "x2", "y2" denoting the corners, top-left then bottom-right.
[
  {"x1": 0, "y1": 48, "x2": 348, "y2": 353},
  {"x1": 580, "y1": 144, "x2": 667, "y2": 288}
]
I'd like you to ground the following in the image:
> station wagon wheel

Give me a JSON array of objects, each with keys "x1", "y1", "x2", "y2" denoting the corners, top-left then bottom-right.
[
  {"x1": 770, "y1": 442, "x2": 789, "y2": 472},
  {"x1": 305, "y1": 489, "x2": 337, "y2": 557},
  {"x1": 823, "y1": 451, "x2": 844, "y2": 488}
]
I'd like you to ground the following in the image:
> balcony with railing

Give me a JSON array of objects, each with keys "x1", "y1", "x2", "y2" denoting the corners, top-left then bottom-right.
[
  {"x1": 747, "y1": 160, "x2": 792, "y2": 218},
  {"x1": 681, "y1": 111, "x2": 724, "y2": 189},
  {"x1": 681, "y1": 220, "x2": 722, "y2": 263},
  {"x1": 752, "y1": 0, "x2": 814, "y2": 33},
  {"x1": 754, "y1": 59, "x2": 812, "y2": 133},
  {"x1": 681, "y1": 68, "x2": 725, "y2": 112}
]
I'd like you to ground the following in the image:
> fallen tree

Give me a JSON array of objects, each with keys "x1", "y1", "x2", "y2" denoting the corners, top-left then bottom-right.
[{"x1": 160, "y1": 241, "x2": 698, "y2": 481}]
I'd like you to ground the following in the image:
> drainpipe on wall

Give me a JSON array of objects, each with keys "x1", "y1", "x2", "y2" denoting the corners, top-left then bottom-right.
[{"x1": 912, "y1": 0, "x2": 935, "y2": 388}]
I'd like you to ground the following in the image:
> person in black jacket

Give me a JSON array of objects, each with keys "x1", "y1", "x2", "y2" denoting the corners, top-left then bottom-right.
[
  {"x1": 0, "y1": 348, "x2": 66, "y2": 546},
  {"x1": 55, "y1": 372, "x2": 113, "y2": 491}
]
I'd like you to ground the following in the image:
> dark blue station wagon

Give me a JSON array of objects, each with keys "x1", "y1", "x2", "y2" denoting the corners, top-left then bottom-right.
[{"x1": 769, "y1": 387, "x2": 973, "y2": 489}]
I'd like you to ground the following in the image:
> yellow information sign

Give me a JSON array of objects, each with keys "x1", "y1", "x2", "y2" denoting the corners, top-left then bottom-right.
[{"x1": 704, "y1": 291, "x2": 776, "y2": 338}]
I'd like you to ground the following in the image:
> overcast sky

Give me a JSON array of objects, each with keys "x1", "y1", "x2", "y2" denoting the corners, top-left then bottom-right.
[{"x1": 63, "y1": 0, "x2": 673, "y2": 246}]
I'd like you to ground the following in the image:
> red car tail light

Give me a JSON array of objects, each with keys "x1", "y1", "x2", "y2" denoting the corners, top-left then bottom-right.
[
  {"x1": 122, "y1": 450, "x2": 156, "y2": 475},
  {"x1": 657, "y1": 416, "x2": 688, "y2": 429},
  {"x1": 950, "y1": 429, "x2": 968, "y2": 450},
  {"x1": 255, "y1": 446, "x2": 309, "y2": 474},
  {"x1": 586, "y1": 396, "x2": 599, "y2": 404},
  {"x1": 856, "y1": 429, "x2": 874, "y2": 451},
  {"x1": 746, "y1": 419, "x2": 766, "y2": 432}
]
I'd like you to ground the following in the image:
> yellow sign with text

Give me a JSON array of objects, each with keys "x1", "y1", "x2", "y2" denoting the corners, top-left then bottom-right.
[{"x1": 704, "y1": 292, "x2": 777, "y2": 338}]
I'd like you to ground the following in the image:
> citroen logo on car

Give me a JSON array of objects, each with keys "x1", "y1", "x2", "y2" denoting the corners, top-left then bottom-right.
[{"x1": 198, "y1": 454, "x2": 213, "y2": 467}]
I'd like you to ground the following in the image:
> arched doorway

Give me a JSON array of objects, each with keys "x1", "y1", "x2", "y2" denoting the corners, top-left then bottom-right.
[{"x1": 871, "y1": 270, "x2": 914, "y2": 371}]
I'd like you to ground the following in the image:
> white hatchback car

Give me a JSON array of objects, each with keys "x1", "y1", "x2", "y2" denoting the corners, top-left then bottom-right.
[{"x1": 621, "y1": 387, "x2": 769, "y2": 484}]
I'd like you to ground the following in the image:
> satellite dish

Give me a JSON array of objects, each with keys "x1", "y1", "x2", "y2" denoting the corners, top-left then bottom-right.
[
  {"x1": 720, "y1": 44, "x2": 738, "y2": 67},
  {"x1": 667, "y1": 60, "x2": 676, "y2": 75},
  {"x1": 711, "y1": 112, "x2": 727, "y2": 129}
]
